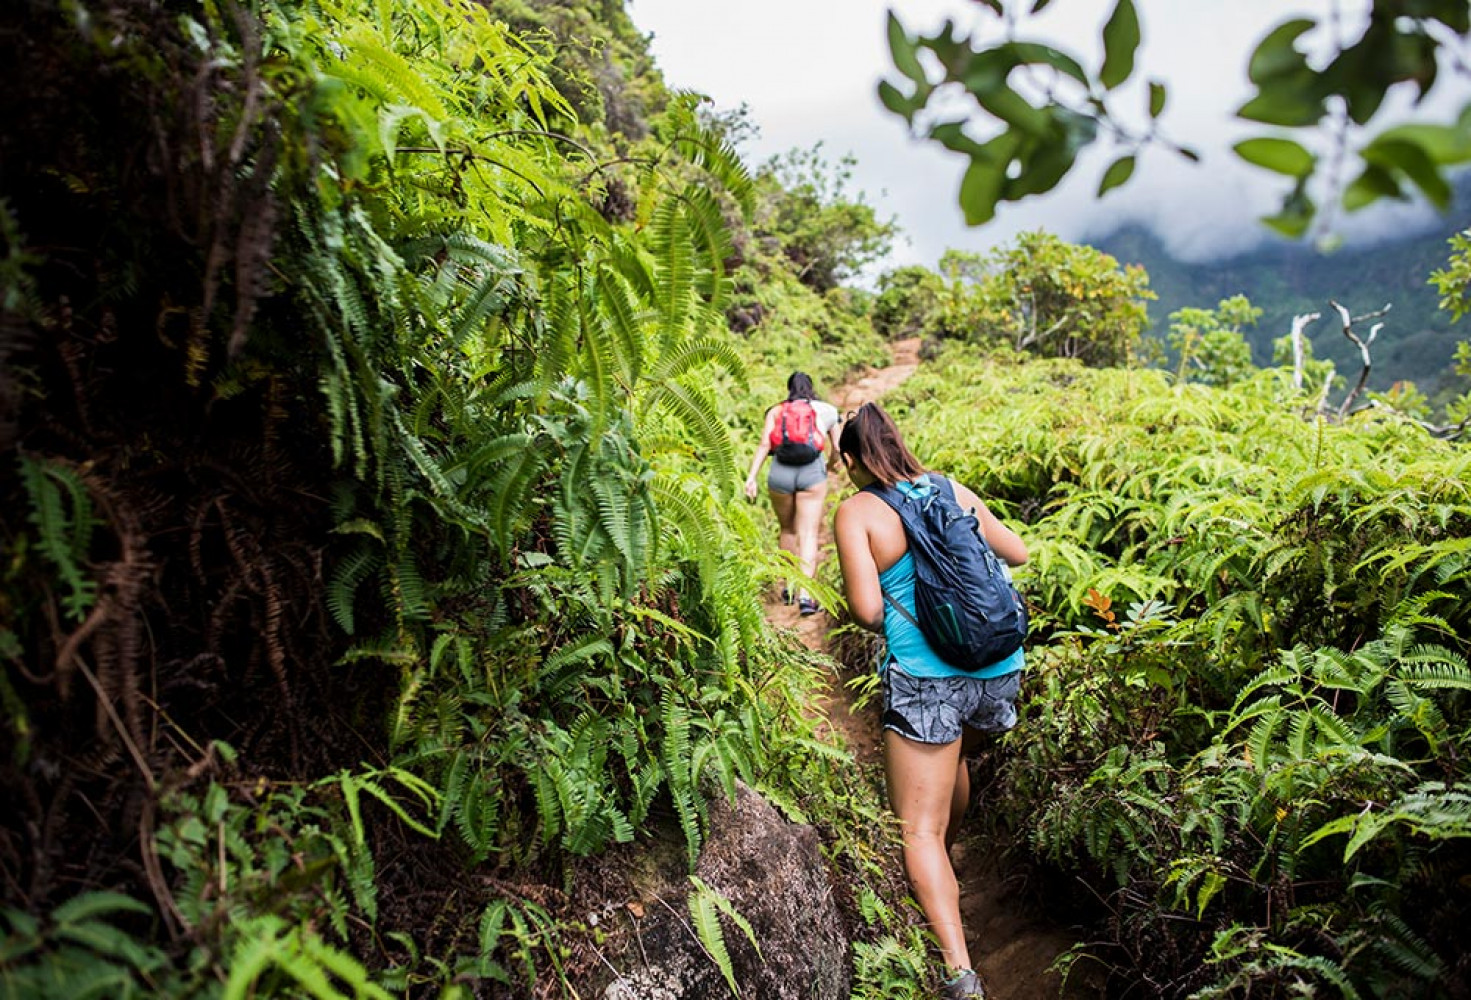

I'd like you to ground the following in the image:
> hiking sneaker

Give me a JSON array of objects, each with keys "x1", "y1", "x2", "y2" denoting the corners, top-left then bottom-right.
[
  {"x1": 941, "y1": 969, "x2": 987, "y2": 1000},
  {"x1": 797, "y1": 596, "x2": 820, "y2": 616}
]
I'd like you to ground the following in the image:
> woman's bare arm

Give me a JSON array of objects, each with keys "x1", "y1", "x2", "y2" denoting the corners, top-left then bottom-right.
[
  {"x1": 834, "y1": 497, "x2": 885, "y2": 631},
  {"x1": 744, "y1": 408, "x2": 778, "y2": 500}
]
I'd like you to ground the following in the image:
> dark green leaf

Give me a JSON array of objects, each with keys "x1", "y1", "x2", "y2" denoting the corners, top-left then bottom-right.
[
  {"x1": 975, "y1": 0, "x2": 1003, "y2": 14},
  {"x1": 1343, "y1": 164, "x2": 1405, "y2": 213},
  {"x1": 1098, "y1": 155, "x2": 1136, "y2": 196},
  {"x1": 1148, "y1": 81, "x2": 1166, "y2": 118},
  {"x1": 1007, "y1": 42, "x2": 1089, "y2": 86},
  {"x1": 1030, "y1": 0, "x2": 1055, "y2": 11},
  {"x1": 976, "y1": 85, "x2": 1049, "y2": 136},
  {"x1": 888, "y1": 13, "x2": 927, "y2": 85},
  {"x1": 1261, "y1": 184, "x2": 1315, "y2": 238},
  {"x1": 1340, "y1": 69, "x2": 1392, "y2": 126},
  {"x1": 1370, "y1": 122, "x2": 1471, "y2": 166},
  {"x1": 1099, "y1": 0, "x2": 1140, "y2": 91},
  {"x1": 960, "y1": 48, "x2": 1018, "y2": 95},
  {"x1": 1007, "y1": 143, "x2": 1078, "y2": 199},
  {"x1": 1237, "y1": 89, "x2": 1325, "y2": 127},
  {"x1": 1233, "y1": 137, "x2": 1316, "y2": 178},
  {"x1": 878, "y1": 80, "x2": 914, "y2": 120},
  {"x1": 957, "y1": 130, "x2": 1022, "y2": 225},
  {"x1": 919, "y1": 20, "x2": 968, "y2": 68},
  {"x1": 1425, "y1": 0, "x2": 1470, "y2": 33},
  {"x1": 1261, "y1": 212, "x2": 1312, "y2": 239},
  {"x1": 1247, "y1": 19, "x2": 1315, "y2": 84},
  {"x1": 959, "y1": 159, "x2": 1003, "y2": 226},
  {"x1": 1004, "y1": 116, "x2": 1084, "y2": 199},
  {"x1": 1362, "y1": 137, "x2": 1453, "y2": 209},
  {"x1": 929, "y1": 120, "x2": 986, "y2": 158}
]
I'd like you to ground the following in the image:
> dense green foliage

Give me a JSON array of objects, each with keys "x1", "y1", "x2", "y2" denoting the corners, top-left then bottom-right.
[
  {"x1": 885, "y1": 220, "x2": 1471, "y2": 424},
  {"x1": 0, "y1": 0, "x2": 919, "y2": 996},
  {"x1": 7, "y1": 0, "x2": 1471, "y2": 997},
  {"x1": 872, "y1": 231, "x2": 1152, "y2": 366},
  {"x1": 883, "y1": 344, "x2": 1471, "y2": 996},
  {"x1": 749, "y1": 145, "x2": 899, "y2": 294},
  {"x1": 1167, "y1": 296, "x2": 1260, "y2": 387}
]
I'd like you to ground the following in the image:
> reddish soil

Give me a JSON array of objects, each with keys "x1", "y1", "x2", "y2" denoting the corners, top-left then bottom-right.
[{"x1": 763, "y1": 339, "x2": 1105, "y2": 999}]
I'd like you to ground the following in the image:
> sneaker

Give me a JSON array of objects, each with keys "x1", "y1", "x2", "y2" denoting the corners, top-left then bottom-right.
[
  {"x1": 797, "y1": 597, "x2": 820, "y2": 616},
  {"x1": 941, "y1": 969, "x2": 987, "y2": 1000}
]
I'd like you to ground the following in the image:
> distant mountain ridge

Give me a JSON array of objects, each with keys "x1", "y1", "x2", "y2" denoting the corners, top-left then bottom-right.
[{"x1": 1086, "y1": 178, "x2": 1471, "y2": 400}]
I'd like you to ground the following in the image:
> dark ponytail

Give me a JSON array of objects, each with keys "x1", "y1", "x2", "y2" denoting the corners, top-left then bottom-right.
[
  {"x1": 786, "y1": 371, "x2": 816, "y2": 401},
  {"x1": 838, "y1": 402, "x2": 926, "y2": 486}
]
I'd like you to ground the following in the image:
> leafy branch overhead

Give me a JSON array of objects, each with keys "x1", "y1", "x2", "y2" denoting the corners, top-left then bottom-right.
[{"x1": 880, "y1": 0, "x2": 1471, "y2": 236}]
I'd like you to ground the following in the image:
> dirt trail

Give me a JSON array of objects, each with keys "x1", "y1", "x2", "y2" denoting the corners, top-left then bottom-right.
[{"x1": 763, "y1": 339, "x2": 1101, "y2": 999}]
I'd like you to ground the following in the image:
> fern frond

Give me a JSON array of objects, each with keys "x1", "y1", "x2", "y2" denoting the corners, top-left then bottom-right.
[
  {"x1": 639, "y1": 380, "x2": 737, "y2": 496},
  {"x1": 688, "y1": 878, "x2": 740, "y2": 997}
]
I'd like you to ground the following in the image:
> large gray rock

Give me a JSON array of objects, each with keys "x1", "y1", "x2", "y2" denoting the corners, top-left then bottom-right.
[{"x1": 585, "y1": 782, "x2": 851, "y2": 999}]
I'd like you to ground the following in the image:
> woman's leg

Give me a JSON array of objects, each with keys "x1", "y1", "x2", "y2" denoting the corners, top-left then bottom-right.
[
  {"x1": 948, "y1": 758, "x2": 969, "y2": 853},
  {"x1": 791, "y1": 478, "x2": 828, "y2": 597},
  {"x1": 884, "y1": 729, "x2": 971, "y2": 975},
  {"x1": 768, "y1": 489, "x2": 798, "y2": 568},
  {"x1": 948, "y1": 727, "x2": 984, "y2": 851}
]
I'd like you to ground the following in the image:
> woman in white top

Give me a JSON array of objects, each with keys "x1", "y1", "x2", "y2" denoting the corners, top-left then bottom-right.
[{"x1": 744, "y1": 372, "x2": 841, "y2": 614}]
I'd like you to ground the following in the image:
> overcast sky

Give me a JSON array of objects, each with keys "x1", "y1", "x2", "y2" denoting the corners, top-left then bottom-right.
[{"x1": 626, "y1": 0, "x2": 1471, "y2": 274}]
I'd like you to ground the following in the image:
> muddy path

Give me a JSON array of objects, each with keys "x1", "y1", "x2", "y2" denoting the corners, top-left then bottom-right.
[{"x1": 762, "y1": 339, "x2": 1103, "y2": 999}]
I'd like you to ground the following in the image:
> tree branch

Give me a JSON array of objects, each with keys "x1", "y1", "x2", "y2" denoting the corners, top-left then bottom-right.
[
  {"x1": 1017, "y1": 314, "x2": 1069, "y2": 351},
  {"x1": 1358, "y1": 398, "x2": 1471, "y2": 440},
  {"x1": 1289, "y1": 312, "x2": 1319, "y2": 391},
  {"x1": 1332, "y1": 299, "x2": 1390, "y2": 419}
]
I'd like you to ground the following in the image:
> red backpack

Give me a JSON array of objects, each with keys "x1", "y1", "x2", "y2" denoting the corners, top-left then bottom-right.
[{"x1": 769, "y1": 399, "x2": 824, "y2": 464}]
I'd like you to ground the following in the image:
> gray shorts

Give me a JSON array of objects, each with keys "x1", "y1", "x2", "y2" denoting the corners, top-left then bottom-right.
[
  {"x1": 881, "y1": 665, "x2": 1021, "y2": 745},
  {"x1": 767, "y1": 456, "x2": 826, "y2": 494}
]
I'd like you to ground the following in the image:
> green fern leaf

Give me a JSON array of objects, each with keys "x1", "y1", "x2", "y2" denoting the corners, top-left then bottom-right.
[{"x1": 688, "y1": 879, "x2": 740, "y2": 997}]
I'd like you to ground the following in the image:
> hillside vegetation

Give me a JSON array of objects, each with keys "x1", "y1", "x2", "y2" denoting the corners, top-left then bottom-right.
[
  {"x1": 0, "y1": 0, "x2": 909, "y2": 996},
  {"x1": 878, "y1": 346, "x2": 1471, "y2": 995},
  {"x1": 2, "y1": 0, "x2": 1470, "y2": 998},
  {"x1": 1090, "y1": 184, "x2": 1471, "y2": 402}
]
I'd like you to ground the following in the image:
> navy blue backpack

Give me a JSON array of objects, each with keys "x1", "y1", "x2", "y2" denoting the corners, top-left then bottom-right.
[{"x1": 862, "y1": 475, "x2": 1028, "y2": 671}]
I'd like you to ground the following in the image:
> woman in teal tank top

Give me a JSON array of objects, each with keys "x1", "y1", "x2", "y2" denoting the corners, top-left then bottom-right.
[
  {"x1": 878, "y1": 533, "x2": 1025, "y2": 682},
  {"x1": 833, "y1": 403, "x2": 1029, "y2": 1000}
]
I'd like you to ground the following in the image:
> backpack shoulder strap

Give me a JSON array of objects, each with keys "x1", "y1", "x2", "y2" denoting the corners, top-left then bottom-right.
[
  {"x1": 860, "y1": 480, "x2": 929, "y2": 526},
  {"x1": 930, "y1": 475, "x2": 958, "y2": 503}
]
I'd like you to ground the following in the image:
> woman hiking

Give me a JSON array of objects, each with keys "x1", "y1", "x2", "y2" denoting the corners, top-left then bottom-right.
[
  {"x1": 744, "y1": 371, "x2": 842, "y2": 615},
  {"x1": 832, "y1": 402, "x2": 1028, "y2": 1000}
]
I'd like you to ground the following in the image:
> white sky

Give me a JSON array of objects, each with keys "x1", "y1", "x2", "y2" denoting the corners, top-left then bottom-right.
[{"x1": 626, "y1": 0, "x2": 1471, "y2": 274}]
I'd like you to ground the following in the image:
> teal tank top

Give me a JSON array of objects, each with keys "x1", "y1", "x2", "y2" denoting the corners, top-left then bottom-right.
[{"x1": 877, "y1": 484, "x2": 1026, "y2": 680}]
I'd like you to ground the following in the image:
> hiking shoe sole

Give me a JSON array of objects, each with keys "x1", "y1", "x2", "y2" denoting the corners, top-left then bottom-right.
[{"x1": 941, "y1": 970, "x2": 987, "y2": 999}]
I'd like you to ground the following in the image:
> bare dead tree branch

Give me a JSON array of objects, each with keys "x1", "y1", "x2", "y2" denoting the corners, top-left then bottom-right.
[
  {"x1": 1289, "y1": 312, "x2": 1319, "y2": 391},
  {"x1": 1332, "y1": 300, "x2": 1390, "y2": 419},
  {"x1": 1016, "y1": 314, "x2": 1069, "y2": 351},
  {"x1": 1358, "y1": 398, "x2": 1471, "y2": 440},
  {"x1": 1314, "y1": 368, "x2": 1335, "y2": 417}
]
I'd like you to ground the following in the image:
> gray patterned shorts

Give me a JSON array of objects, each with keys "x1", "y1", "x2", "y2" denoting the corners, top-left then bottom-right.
[{"x1": 881, "y1": 665, "x2": 1021, "y2": 745}]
